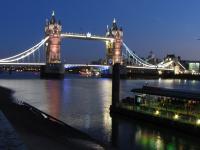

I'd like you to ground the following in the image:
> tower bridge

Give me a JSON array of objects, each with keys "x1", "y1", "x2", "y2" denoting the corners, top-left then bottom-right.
[{"x1": 0, "y1": 11, "x2": 186, "y2": 77}]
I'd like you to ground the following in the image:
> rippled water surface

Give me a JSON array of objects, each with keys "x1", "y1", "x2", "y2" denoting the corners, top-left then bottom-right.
[{"x1": 0, "y1": 72, "x2": 200, "y2": 149}]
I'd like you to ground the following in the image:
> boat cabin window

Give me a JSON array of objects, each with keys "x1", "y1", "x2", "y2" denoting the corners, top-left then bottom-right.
[{"x1": 135, "y1": 94, "x2": 145, "y2": 105}]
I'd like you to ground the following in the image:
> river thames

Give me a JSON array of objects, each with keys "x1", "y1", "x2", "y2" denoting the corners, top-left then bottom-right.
[{"x1": 0, "y1": 72, "x2": 200, "y2": 149}]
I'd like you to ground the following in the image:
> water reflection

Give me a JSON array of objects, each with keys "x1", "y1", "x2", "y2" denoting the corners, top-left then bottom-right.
[
  {"x1": 45, "y1": 80, "x2": 62, "y2": 118},
  {"x1": 0, "y1": 75, "x2": 200, "y2": 149},
  {"x1": 98, "y1": 79, "x2": 112, "y2": 142},
  {"x1": 111, "y1": 116, "x2": 200, "y2": 150},
  {"x1": 47, "y1": 77, "x2": 113, "y2": 143},
  {"x1": 134, "y1": 129, "x2": 165, "y2": 150}
]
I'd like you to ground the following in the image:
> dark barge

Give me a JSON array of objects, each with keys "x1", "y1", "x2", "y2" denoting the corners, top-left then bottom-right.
[{"x1": 110, "y1": 86, "x2": 200, "y2": 137}]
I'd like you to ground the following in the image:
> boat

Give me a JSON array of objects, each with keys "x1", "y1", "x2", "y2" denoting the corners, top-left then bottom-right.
[
  {"x1": 110, "y1": 86, "x2": 200, "y2": 136},
  {"x1": 79, "y1": 69, "x2": 92, "y2": 76},
  {"x1": 79, "y1": 69, "x2": 101, "y2": 77}
]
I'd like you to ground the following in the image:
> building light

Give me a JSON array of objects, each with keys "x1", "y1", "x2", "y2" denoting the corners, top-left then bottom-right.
[
  {"x1": 173, "y1": 114, "x2": 179, "y2": 120},
  {"x1": 154, "y1": 110, "x2": 160, "y2": 115},
  {"x1": 196, "y1": 119, "x2": 200, "y2": 125}
]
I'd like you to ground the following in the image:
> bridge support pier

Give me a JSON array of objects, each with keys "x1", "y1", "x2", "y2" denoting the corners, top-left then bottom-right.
[
  {"x1": 112, "y1": 63, "x2": 120, "y2": 107},
  {"x1": 41, "y1": 12, "x2": 64, "y2": 79},
  {"x1": 40, "y1": 63, "x2": 64, "y2": 79}
]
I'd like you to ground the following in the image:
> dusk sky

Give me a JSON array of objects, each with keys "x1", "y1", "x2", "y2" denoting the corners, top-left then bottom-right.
[{"x1": 1, "y1": 0, "x2": 200, "y2": 63}]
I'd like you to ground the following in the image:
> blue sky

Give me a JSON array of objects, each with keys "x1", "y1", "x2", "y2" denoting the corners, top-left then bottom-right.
[{"x1": 1, "y1": 0, "x2": 200, "y2": 63}]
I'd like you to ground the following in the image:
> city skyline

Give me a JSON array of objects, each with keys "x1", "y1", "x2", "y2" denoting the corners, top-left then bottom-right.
[{"x1": 1, "y1": 1, "x2": 200, "y2": 63}]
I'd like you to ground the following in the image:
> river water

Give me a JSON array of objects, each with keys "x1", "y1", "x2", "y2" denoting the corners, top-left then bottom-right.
[{"x1": 0, "y1": 72, "x2": 200, "y2": 149}]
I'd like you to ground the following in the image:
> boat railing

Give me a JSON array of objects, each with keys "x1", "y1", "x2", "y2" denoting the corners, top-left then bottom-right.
[{"x1": 119, "y1": 102, "x2": 200, "y2": 126}]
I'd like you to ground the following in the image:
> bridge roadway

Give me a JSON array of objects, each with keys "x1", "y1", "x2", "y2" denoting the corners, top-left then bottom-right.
[
  {"x1": 0, "y1": 63, "x2": 46, "y2": 66},
  {"x1": 0, "y1": 63, "x2": 173, "y2": 71},
  {"x1": 61, "y1": 33, "x2": 114, "y2": 41}
]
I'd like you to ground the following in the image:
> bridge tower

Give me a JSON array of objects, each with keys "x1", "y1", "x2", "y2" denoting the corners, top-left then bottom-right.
[
  {"x1": 45, "y1": 11, "x2": 62, "y2": 63},
  {"x1": 41, "y1": 11, "x2": 64, "y2": 78},
  {"x1": 105, "y1": 19, "x2": 123, "y2": 65}
]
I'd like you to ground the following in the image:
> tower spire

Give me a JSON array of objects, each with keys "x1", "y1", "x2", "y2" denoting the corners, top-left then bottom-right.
[
  {"x1": 112, "y1": 18, "x2": 118, "y2": 30},
  {"x1": 52, "y1": 10, "x2": 55, "y2": 16},
  {"x1": 50, "y1": 11, "x2": 56, "y2": 24},
  {"x1": 106, "y1": 25, "x2": 109, "y2": 32},
  {"x1": 113, "y1": 18, "x2": 116, "y2": 23}
]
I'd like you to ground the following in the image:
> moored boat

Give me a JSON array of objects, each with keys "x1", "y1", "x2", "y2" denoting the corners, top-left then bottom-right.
[{"x1": 110, "y1": 86, "x2": 200, "y2": 136}]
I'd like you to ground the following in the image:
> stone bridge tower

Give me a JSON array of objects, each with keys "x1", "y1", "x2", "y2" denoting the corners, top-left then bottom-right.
[
  {"x1": 105, "y1": 19, "x2": 123, "y2": 65},
  {"x1": 41, "y1": 11, "x2": 64, "y2": 78},
  {"x1": 45, "y1": 11, "x2": 62, "y2": 64}
]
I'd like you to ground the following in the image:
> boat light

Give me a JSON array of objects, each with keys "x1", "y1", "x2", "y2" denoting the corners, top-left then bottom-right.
[
  {"x1": 154, "y1": 110, "x2": 160, "y2": 115},
  {"x1": 173, "y1": 114, "x2": 179, "y2": 120},
  {"x1": 196, "y1": 119, "x2": 200, "y2": 125}
]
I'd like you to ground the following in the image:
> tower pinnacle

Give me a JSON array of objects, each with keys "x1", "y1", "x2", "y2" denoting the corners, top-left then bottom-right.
[
  {"x1": 113, "y1": 18, "x2": 116, "y2": 23},
  {"x1": 50, "y1": 11, "x2": 56, "y2": 24},
  {"x1": 106, "y1": 25, "x2": 109, "y2": 31},
  {"x1": 52, "y1": 10, "x2": 55, "y2": 16}
]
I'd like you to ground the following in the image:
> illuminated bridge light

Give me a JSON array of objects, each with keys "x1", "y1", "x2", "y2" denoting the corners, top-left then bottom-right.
[
  {"x1": 64, "y1": 64, "x2": 110, "y2": 71},
  {"x1": 100, "y1": 66, "x2": 110, "y2": 71}
]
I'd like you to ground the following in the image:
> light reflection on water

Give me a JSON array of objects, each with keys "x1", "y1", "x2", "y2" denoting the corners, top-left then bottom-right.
[
  {"x1": 112, "y1": 117, "x2": 200, "y2": 150},
  {"x1": 0, "y1": 73, "x2": 200, "y2": 149}
]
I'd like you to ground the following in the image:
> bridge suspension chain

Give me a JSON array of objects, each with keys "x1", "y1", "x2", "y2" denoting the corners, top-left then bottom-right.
[
  {"x1": 122, "y1": 42, "x2": 156, "y2": 67},
  {"x1": 0, "y1": 37, "x2": 49, "y2": 63}
]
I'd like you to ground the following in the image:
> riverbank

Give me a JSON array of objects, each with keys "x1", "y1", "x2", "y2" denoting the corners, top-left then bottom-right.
[
  {"x1": 0, "y1": 86, "x2": 107, "y2": 150},
  {"x1": 0, "y1": 110, "x2": 26, "y2": 149}
]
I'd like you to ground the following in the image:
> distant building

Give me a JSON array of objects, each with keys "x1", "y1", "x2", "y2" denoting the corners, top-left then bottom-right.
[
  {"x1": 164, "y1": 54, "x2": 181, "y2": 62},
  {"x1": 163, "y1": 53, "x2": 200, "y2": 73},
  {"x1": 146, "y1": 51, "x2": 160, "y2": 65},
  {"x1": 181, "y1": 60, "x2": 200, "y2": 73},
  {"x1": 163, "y1": 54, "x2": 184, "y2": 74}
]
